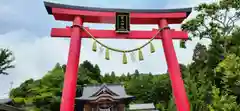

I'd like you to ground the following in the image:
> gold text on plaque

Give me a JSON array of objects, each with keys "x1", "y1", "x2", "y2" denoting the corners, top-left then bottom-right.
[{"x1": 115, "y1": 12, "x2": 130, "y2": 33}]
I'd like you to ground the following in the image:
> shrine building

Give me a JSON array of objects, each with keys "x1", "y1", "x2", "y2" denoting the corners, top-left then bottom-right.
[{"x1": 75, "y1": 84, "x2": 134, "y2": 111}]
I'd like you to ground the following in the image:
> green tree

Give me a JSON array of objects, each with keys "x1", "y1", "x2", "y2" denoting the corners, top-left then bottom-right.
[
  {"x1": 183, "y1": 67, "x2": 211, "y2": 111},
  {"x1": 10, "y1": 64, "x2": 64, "y2": 111},
  {"x1": 181, "y1": 0, "x2": 240, "y2": 72},
  {"x1": 0, "y1": 48, "x2": 15, "y2": 75},
  {"x1": 80, "y1": 61, "x2": 101, "y2": 82},
  {"x1": 215, "y1": 54, "x2": 240, "y2": 102},
  {"x1": 151, "y1": 74, "x2": 171, "y2": 107},
  {"x1": 208, "y1": 86, "x2": 240, "y2": 111},
  {"x1": 182, "y1": 0, "x2": 240, "y2": 41},
  {"x1": 182, "y1": 0, "x2": 240, "y2": 89},
  {"x1": 10, "y1": 61, "x2": 101, "y2": 110}
]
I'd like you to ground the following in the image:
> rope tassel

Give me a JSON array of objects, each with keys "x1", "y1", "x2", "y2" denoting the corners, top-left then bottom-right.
[
  {"x1": 138, "y1": 49, "x2": 144, "y2": 61},
  {"x1": 150, "y1": 42, "x2": 155, "y2": 53},
  {"x1": 122, "y1": 52, "x2": 127, "y2": 64},
  {"x1": 92, "y1": 40, "x2": 97, "y2": 52},
  {"x1": 105, "y1": 48, "x2": 110, "y2": 60}
]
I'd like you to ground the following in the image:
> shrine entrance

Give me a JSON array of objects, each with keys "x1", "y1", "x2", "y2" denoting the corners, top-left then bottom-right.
[{"x1": 44, "y1": 1, "x2": 192, "y2": 111}]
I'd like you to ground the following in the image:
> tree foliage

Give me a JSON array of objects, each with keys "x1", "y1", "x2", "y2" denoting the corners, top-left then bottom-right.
[{"x1": 0, "y1": 48, "x2": 15, "y2": 75}]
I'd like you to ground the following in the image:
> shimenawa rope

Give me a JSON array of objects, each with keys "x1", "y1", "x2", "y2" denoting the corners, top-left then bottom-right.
[{"x1": 79, "y1": 26, "x2": 169, "y2": 64}]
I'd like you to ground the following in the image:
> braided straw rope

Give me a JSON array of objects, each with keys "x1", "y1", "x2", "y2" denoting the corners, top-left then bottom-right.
[{"x1": 81, "y1": 26, "x2": 169, "y2": 53}]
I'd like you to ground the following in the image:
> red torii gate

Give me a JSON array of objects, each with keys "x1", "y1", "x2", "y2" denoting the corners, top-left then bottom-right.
[{"x1": 44, "y1": 2, "x2": 192, "y2": 111}]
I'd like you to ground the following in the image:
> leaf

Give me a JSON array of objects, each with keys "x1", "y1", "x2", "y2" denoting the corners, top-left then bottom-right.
[
  {"x1": 13, "y1": 97, "x2": 25, "y2": 103},
  {"x1": 180, "y1": 40, "x2": 187, "y2": 48},
  {"x1": 0, "y1": 48, "x2": 15, "y2": 75}
]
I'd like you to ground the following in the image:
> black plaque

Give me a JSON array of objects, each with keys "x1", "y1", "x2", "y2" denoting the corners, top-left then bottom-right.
[{"x1": 115, "y1": 12, "x2": 130, "y2": 33}]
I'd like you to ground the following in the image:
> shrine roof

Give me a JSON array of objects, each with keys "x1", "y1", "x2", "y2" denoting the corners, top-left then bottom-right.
[
  {"x1": 44, "y1": 1, "x2": 192, "y2": 16},
  {"x1": 76, "y1": 84, "x2": 134, "y2": 101},
  {"x1": 0, "y1": 99, "x2": 11, "y2": 104},
  {"x1": 0, "y1": 99, "x2": 23, "y2": 111}
]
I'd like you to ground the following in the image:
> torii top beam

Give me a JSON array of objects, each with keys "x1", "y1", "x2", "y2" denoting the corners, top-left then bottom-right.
[{"x1": 44, "y1": 1, "x2": 192, "y2": 24}]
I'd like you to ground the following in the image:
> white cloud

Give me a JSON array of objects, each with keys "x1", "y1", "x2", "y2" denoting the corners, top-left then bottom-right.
[
  {"x1": 164, "y1": 0, "x2": 216, "y2": 8},
  {"x1": 0, "y1": 29, "x2": 69, "y2": 97}
]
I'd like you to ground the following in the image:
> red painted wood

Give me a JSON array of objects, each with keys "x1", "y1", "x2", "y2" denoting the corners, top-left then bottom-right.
[
  {"x1": 159, "y1": 19, "x2": 190, "y2": 111},
  {"x1": 60, "y1": 16, "x2": 82, "y2": 111},
  {"x1": 45, "y1": 3, "x2": 192, "y2": 111},
  {"x1": 50, "y1": 27, "x2": 188, "y2": 40},
  {"x1": 51, "y1": 8, "x2": 188, "y2": 24}
]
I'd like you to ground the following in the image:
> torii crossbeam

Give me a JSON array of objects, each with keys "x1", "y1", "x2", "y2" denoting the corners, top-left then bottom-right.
[{"x1": 44, "y1": 1, "x2": 192, "y2": 111}]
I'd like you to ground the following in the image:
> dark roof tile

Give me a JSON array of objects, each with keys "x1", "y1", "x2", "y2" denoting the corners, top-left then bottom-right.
[
  {"x1": 76, "y1": 84, "x2": 134, "y2": 100},
  {"x1": 44, "y1": 1, "x2": 192, "y2": 17}
]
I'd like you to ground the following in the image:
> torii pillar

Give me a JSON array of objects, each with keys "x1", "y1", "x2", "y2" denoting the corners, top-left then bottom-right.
[{"x1": 44, "y1": 1, "x2": 192, "y2": 111}]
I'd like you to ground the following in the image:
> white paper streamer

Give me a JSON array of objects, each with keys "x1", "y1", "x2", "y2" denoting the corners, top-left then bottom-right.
[
  {"x1": 98, "y1": 46, "x2": 104, "y2": 56},
  {"x1": 130, "y1": 52, "x2": 136, "y2": 62}
]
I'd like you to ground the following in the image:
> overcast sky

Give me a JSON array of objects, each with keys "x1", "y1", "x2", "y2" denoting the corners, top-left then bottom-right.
[{"x1": 0, "y1": 0, "x2": 214, "y2": 98}]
